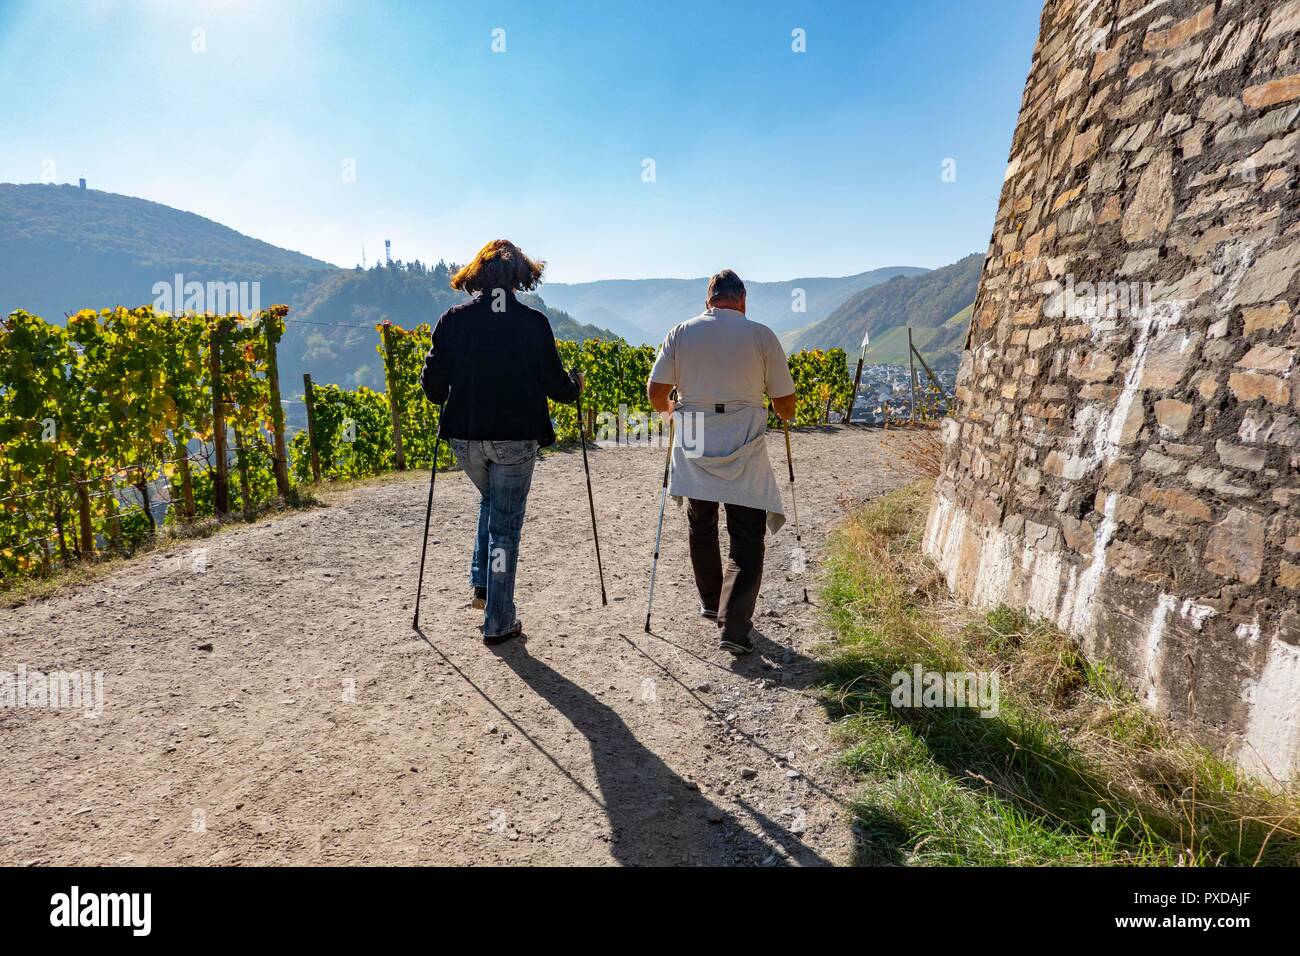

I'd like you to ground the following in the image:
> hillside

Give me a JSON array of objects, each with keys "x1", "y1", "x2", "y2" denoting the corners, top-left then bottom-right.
[
  {"x1": 855, "y1": 302, "x2": 974, "y2": 368},
  {"x1": 518, "y1": 294, "x2": 619, "y2": 343},
  {"x1": 0, "y1": 184, "x2": 615, "y2": 391},
  {"x1": 0, "y1": 181, "x2": 955, "y2": 385},
  {"x1": 282, "y1": 264, "x2": 617, "y2": 389},
  {"x1": 0, "y1": 183, "x2": 333, "y2": 321},
  {"x1": 541, "y1": 266, "x2": 929, "y2": 345},
  {"x1": 791, "y1": 253, "x2": 982, "y2": 366}
]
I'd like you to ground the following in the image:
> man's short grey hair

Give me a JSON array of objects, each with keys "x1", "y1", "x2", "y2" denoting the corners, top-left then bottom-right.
[{"x1": 706, "y1": 269, "x2": 745, "y2": 306}]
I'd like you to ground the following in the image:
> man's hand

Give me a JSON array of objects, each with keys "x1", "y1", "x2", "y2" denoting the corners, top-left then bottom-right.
[
  {"x1": 570, "y1": 369, "x2": 585, "y2": 391},
  {"x1": 771, "y1": 392, "x2": 796, "y2": 422}
]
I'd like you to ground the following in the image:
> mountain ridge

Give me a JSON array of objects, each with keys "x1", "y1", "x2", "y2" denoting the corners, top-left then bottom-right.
[
  {"x1": 791, "y1": 253, "x2": 983, "y2": 366},
  {"x1": 540, "y1": 266, "x2": 930, "y2": 344}
]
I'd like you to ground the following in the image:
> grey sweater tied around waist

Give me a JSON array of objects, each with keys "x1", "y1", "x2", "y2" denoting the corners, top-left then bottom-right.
[{"x1": 667, "y1": 403, "x2": 786, "y2": 535}]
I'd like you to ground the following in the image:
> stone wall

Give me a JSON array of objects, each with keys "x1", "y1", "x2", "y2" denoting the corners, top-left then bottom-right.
[{"x1": 926, "y1": 0, "x2": 1300, "y2": 778}]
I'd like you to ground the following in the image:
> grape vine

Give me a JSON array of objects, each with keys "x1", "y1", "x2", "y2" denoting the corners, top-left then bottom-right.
[{"x1": 1, "y1": 308, "x2": 855, "y2": 585}]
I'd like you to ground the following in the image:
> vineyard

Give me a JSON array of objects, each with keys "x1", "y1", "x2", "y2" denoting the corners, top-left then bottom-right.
[{"x1": 0, "y1": 306, "x2": 852, "y2": 585}]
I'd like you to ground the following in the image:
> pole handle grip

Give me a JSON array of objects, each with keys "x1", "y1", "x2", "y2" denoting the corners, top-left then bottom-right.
[{"x1": 783, "y1": 422, "x2": 795, "y2": 483}]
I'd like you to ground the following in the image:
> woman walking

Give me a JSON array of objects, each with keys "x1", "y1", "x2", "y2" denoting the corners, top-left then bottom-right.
[{"x1": 420, "y1": 239, "x2": 582, "y2": 645}]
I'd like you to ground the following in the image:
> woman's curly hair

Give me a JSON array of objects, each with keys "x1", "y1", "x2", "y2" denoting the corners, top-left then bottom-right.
[{"x1": 450, "y1": 239, "x2": 545, "y2": 294}]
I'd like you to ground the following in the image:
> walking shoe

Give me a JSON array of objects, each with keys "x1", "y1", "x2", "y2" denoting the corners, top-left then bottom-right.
[
  {"x1": 483, "y1": 620, "x2": 523, "y2": 646},
  {"x1": 471, "y1": 587, "x2": 486, "y2": 610},
  {"x1": 719, "y1": 629, "x2": 755, "y2": 656},
  {"x1": 699, "y1": 605, "x2": 718, "y2": 621}
]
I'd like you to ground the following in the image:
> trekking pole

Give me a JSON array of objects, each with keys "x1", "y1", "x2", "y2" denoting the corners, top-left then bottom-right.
[
  {"x1": 412, "y1": 407, "x2": 444, "y2": 630},
  {"x1": 644, "y1": 407, "x2": 676, "y2": 633},
  {"x1": 782, "y1": 419, "x2": 809, "y2": 603},
  {"x1": 576, "y1": 381, "x2": 608, "y2": 606}
]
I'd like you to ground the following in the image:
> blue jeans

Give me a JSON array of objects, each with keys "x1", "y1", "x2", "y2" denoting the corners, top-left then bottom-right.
[{"x1": 449, "y1": 439, "x2": 538, "y2": 637}]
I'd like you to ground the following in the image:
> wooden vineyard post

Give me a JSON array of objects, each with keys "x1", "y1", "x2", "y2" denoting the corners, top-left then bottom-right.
[
  {"x1": 76, "y1": 478, "x2": 94, "y2": 556},
  {"x1": 909, "y1": 340, "x2": 951, "y2": 418},
  {"x1": 264, "y1": 312, "x2": 292, "y2": 496},
  {"x1": 209, "y1": 322, "x2": 231, "y2": 517},
  {"x1": 303, "y1": 373, "x2": 323, "y2": 483},
  {"x1": 849, "y1": 336, "x2": 867, "y2": 426},
  {"x1": 104, "y1": 477, "x2": 122, "y2": 545},
  {"x1": 380, "y1": 322, "x2": 406, "y2": 471},
  {"x1": 233, "y1": 427, "x2": 253, "y2": 517},
  {"x1": 616, "y1": 343, "x2": 624, "y2": 446},
  {"x1": 46, "y1": 463, "x2": 69, "y2": 565},
  {"x1": 133, "y1": 466, "x2": 157, "y2": 533},
  {"x1": 907, "y1": 326, "x2": 917, "y2": 423},
  {"x1": 175, "y1": 434, "x2": 196, "y2": 519}
]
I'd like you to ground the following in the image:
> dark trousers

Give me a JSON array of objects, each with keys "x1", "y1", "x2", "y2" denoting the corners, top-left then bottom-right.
[{"x1": 687, "y1": 498, "x2": 766, "y2": 642}]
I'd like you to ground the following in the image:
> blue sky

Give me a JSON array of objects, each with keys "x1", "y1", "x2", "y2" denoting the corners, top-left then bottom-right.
[{"x1": 0, "y1": 0, "x2": 1042, "y2": 282}]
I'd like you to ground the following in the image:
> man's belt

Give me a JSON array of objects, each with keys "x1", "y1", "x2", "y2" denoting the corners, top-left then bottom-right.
[{"x1": 678, "y1": 402, "x2": 765, "y2": 414}]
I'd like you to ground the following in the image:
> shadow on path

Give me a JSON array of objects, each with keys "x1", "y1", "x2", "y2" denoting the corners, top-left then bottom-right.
[
  {"x1": 413, "y1": 625, "x2": 827, "y2": 865},
  {"x1": 624, "y1": 629, "x2": 851, "y2": 814}
]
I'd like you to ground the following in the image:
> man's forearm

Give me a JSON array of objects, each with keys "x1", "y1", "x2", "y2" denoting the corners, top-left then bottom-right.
[{"x1": 647, "y1": 381, "x2": 675, "y2": 413}]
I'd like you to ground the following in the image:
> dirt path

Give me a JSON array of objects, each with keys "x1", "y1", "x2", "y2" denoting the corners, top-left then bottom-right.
[{"x1": 1, "y1": 426, "x2": 920, "y2": 866}]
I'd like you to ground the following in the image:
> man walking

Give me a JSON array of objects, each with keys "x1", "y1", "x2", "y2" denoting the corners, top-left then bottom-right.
[{"x1": 647, "y1": 269, "x2": 797, "y2": 655}]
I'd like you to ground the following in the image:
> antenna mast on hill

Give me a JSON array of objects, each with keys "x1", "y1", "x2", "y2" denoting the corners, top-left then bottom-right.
[
  {"x1": 385, "y1": 239, "x2": 392, "y2": 267},
  {"x1": 361, "y1": 242, "x2": 367, "y2": 268}
]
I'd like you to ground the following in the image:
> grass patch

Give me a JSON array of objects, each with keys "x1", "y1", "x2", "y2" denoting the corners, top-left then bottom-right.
[{"x1": 820, "y1": 481, "x2": 1300, "y2": 866}]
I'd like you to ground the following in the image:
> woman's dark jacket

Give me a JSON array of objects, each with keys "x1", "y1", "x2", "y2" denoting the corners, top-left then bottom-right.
[{"x1": 419, "y1": 291, "x2": 580, "y2": 447}]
